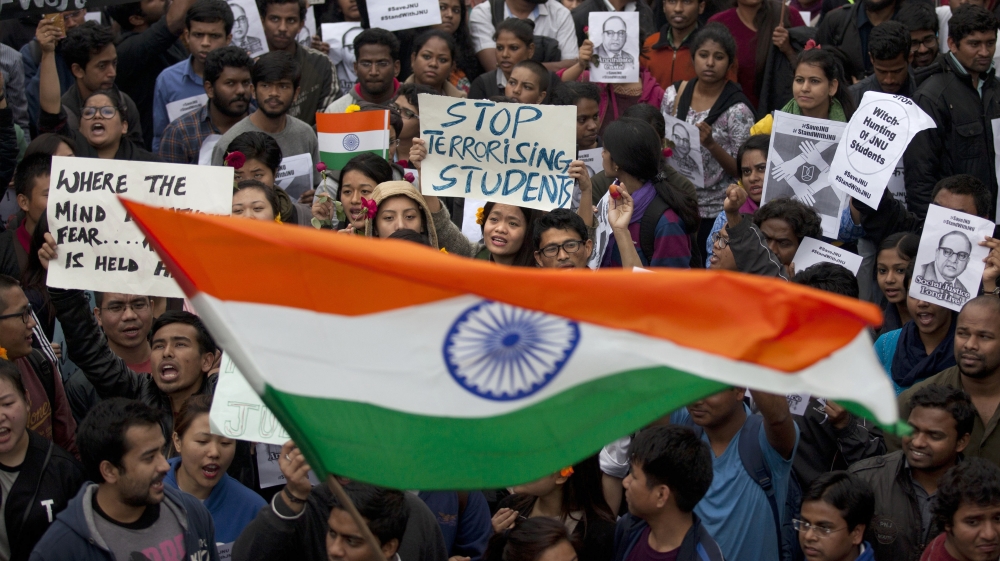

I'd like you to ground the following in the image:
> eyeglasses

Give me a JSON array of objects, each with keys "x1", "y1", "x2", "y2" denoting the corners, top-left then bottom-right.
[
  {"x1": 938, "y1": 247, "x2": 971, "y2": 261},
  {"x1": 910, "y1": 35, "x2": 937, "y2": 52},
  {"x1": 357, "y1": 60, "x2": 393, "y2": 69},
  {"x1": 102, "y1": 300, "x2": 150, "y2": 314},
  {"x1": 388, "y1": 102, "x2": 418, "y2": 120},
  {"x1": 0, "y1": 305, "x2": 32, "y2": 325},
  {"x1": 711, "y1": 231, "x2": 730, "y2": 250},
  {"x1": 82, "y1": 106, "x2": 119, "y2": 120},
  {"x1": 792, "y1": 519, "x2": 846, "y2": 537},
  {"x1": 538, "y1": 240, "x2": 584, "y2": 258},
  {"x1": 603, "y1": 30, "x2": 627, "y2": 38}
]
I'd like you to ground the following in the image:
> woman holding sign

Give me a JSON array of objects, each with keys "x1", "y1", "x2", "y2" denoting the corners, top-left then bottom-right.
[{"x1": 167, "y1": 395, "x2": 265, "y2": 548}]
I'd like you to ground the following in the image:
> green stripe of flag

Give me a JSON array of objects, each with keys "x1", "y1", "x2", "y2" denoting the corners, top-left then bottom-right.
[{"x1": 320, "y1": 149, "x2": 387, "y2": 171}]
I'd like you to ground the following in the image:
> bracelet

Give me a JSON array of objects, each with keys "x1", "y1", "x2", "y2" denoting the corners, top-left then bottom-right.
[{"x1": 283, "y1": 486, "x2": 307, "y2": 504}]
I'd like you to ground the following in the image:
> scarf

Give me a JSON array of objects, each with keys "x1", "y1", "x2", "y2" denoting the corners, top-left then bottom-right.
[
  {"x1": 600, "y1": 181, "x2": 656, "y2": 267},
  {"x1": 675, "y1": 78, "x2": 755, "y2": 125},
  {"x1": 890, "y1": 314, "x2": 957, "y2": 389},
  {"x1": 779, "y1": 97, "x2": 848, "y2": 122}
]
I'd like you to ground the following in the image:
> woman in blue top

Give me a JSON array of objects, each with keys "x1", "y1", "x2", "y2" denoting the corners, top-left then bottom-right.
[
  {"x1": 166, "y1": 394, "x2": 266, "y2": 546},
  {"x1": 874, "y1": 263, "x2": 956, "y2": 395}
]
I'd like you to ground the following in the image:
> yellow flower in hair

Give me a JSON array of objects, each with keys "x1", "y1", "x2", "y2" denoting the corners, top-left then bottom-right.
[
  {"x1": 0, "y1": 346, "x2": 8, "y2": 360},
  {"x1": 440, "y1": 248, "x2": 449, "y2": 254},
  {"x1": 274, "y1": 214, "x2": 283, "y2": 224},
  {"x1": 345, "y1": 104, "x2": 361, "y2": 114},
  {"x1": 475, "y1": 207, "x2": 485, "y2": 225}
]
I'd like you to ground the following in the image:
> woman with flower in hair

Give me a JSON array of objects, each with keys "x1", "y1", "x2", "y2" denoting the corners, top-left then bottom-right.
[
  {"x1": 223, "y1": 132, "x2": 315, "y2": 226},
  {"x1": 312, "y1": 152, "x2": 395, "y2": 233},
  {"x1": 362, "y1": 181, "x2": 441, "y2": 250}
]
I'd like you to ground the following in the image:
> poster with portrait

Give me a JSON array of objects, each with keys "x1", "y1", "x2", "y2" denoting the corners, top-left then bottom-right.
[
  {"x1": 323, "y1": 22, "x2": 364, "y2": 96},
  {"x1": 663, "y1": 113, "x2": 705, "y2": 188},
  {"x1": 762, "y1": 112, "x2": 848, "y2": 239},
  {"x1": 228, "y1": 0, "x2": 268, "y2": 58},
  {"x1": 588, "y1": 190, "x2": 612, "y2": 270},
  {"x1": 295, "y1": 6, "x2": 317, "y2": 49},
  {"x1": 587, "y1": 12, "x2": 639, "y2": 83},
  {"x1": 909, "y1": 204, "x2": 993, "y2": 312}
]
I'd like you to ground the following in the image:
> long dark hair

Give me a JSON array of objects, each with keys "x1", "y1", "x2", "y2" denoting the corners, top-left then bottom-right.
[
  {"x1": 603, "y1": 118, "x2": 700, "y2": 235},
  {"x1": 794, "y1": 48, "x2": 856, "y2": 120},
  {"x1": 448, "y1": 1, "x2": 484, "y2": 82},
  {"x1": 505, "y1": 455, "x2": 616, "y2": 538},
  {"x1": 500, "y1": 517, "x2": 575, "y2": 561},
  {"x1": 753, "y1": 0, "x2": 793, "y2": 100},
  {"x1": 481, "y1": 201, "x2": 542, "y2": 267}
]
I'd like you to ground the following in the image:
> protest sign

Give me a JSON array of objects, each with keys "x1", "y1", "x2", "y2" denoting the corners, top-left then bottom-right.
[
  {"x1": 588, "y1": 190, "x2": 613, "y2": 269},
  {"x1": 256, "y1": 443, "x2": 321, "y2": 488},
  {"x1": 887, "y1": 158, "x2": 906, "y2": 207},
  {"x1": 588, "y1": 12, "x2": 639, "y2": 83},
  {"x1": 209, "y1": 353, "x2": 291, "y2": 446},
  {"x1": 909, "y1": 204, "x2": 993, "y2": 312},
  {"x1": 218, "y1": 543, "x2": 233, "y2": 561},
  {"x1": 323, "y1": 22, "x2": 364, "y2": 94},
  {"x1": 366, "y1": 0, "x2": 440, "y2": 31},
  {"x1": 228, "y1": 0, "x2": 268, "y2": 58},
  {"x1": 275, "y1": 153, "x2": 315, "y2": 201},
  {"x1": 762, "y1": 112, "x2": 847, "y2": 238},
  {"x1": 45, "y1": 157, "x2": 232, "y2": 297},
  {"x1": 418, "y1": 94, "x2": 577, "y2": 211},
  {"x1": 829, "y1": 93, "x2": 934, "y2": 209},
  {"x1": 295, "y1": 6, "x2": 316, "y2": 48},
  {"x1": 992, "y1": 119, "x2": 1000, "y2": 221},
  {"x1": 578, "y1": 147, "x2": 603, "y2": 177},
  {"x1": 663, "y1": 114, "x2": 705, "y2": 188},
  {"x1": 165, "y1": 94, "x2": 208, "y2": 123},
  {"x1": 0, "y1": 0, "x2": 128, "y2": 21},
  {"x1": 792, "y1": 237, "x2": 863, "y2": 276}
]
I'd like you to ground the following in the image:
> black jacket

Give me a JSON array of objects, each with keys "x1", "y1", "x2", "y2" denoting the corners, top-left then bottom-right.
[
  {"x1": 792, "y1": 397, "x2": 885, "y2": 487},
  {"x1": 904, "y1": 53, "x2": 1000, "y2": 220},
  {"x1": 849, "y1": 451, "x2": 931, "y2": 561},
  {"x1": 757, "y1": 26, "x2": 816, "y2": 116},
  {"x1": 570, "y1": 0, "x2": 656, "y2": 47},
  {"x1": 815, "y1": 0, "x2": 893, "y2": 80},
  {"x1": 0, "y1": 106, "x2": 18, "y2": 193},
  {"x1": 612, "y1": 513, "x2": 724, "y2": 561},
  {"x1": 4, "y1": 430, "x2": 85, "y2": 561},
  {"x1": 855, "y1": 189, "x2": 922, "y2": 248}
]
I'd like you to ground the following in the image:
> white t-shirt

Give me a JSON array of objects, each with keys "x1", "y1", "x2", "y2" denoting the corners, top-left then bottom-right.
[{"x1": 469, "y1": 0, "x2": 579, "y2": 61}]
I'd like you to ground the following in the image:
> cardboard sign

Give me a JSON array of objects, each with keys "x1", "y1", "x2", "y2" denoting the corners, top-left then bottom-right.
[
  {"x1": 588, "y1": 12, "x2": 640, "y2": 84},
  {"x1": 664, "y1": 113, "x2": 705, "y2": 188},
  {"x1": 165, "y1": 94, "x2": 208, "y2": 124},
  {"x1": 209, "y1": 353, "x2": 291, "y2": 446},
  {"x1": 792, "y1": 236, "x2": 863, "y2": 276},
  {"x1": 829, "y1": 93, "x2": 934, "y2": 209},
  {"x1": 46, "y1": 157, "x2": 232, "y2": 297},
  {"x1": 762, "y1": 112, "x2": 847, "y2": 239},
  {"x1": 323, "y1": 22, "x2": 364, "y2": 95},
  {"x1": 274, "y1": 153, "x2": 314, "y2": 201},
  {"x1": 909, "y1": 204, "x2": 993, "y2": 312},
  {"x1": 418, "y1": 94, "x2": 577, "y2": 211},
  {"x1": 228, "y1": 0, "x2": 268, "y2": 58},
  {"x1": 366, "y1": 0, "x2": 441, "y2": 31}
]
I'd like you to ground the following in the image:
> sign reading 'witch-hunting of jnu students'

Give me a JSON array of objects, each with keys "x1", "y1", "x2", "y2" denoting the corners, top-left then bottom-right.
[
  {"x1": 418, "y1": 94, "x2": 577, "y2": 212},
  {"x1": 45, "y1": 157, "x2": 233, "y2": 298}
]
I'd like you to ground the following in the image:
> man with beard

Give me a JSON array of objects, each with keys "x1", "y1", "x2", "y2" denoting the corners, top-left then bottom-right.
[
  {"x1": 151, "y1": 0, "x2": 234, "y2": 152},
  {"x1": 896, "y1": 2, "x2": 941, "y2": 76},
  {"x1": 899, "y1": 296, "x2": 1000, "y2": 465},
  {"x1": 257, "y1": 0, "x2": 336, "y2": 127},
  {"x1": 817, "y1": 0, "x2": 903, "y2": 80},
  {"x1": 210, "y1": 51, "x2": 321, "y2": 187},
  {"x1": 159, "y1": 46, "x2": 253, "y2": 164},
  {"x1": 324, "y1": 28, "x2": 401, "y2": 113},
  {"x1": 850, "y1": 385, "x2": 975, "y2": 561},
  {"x1": 29, "y1": 398, "x2": 218, "y2": 560}
]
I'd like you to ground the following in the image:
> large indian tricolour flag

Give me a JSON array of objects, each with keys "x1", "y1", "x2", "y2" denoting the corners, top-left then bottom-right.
[
  {"x1": 123, "y1": 200, "x2": 896, "y2": 490},
  {"x1": 317, "y1": 111, "x2": 388, "y2": 171}
]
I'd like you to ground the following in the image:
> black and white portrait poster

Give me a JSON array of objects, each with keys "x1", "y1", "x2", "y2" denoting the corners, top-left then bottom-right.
[
  {"x1": 762, "y1": 112, "x2": 847, "y2": 238},
  {"x1": 228, "y1": 0, "x2": 268, "y2": 58},
  {"x1": 588, "y1": 190, "x2": 613, "y2": 269},
  {"x1": 909, "y1": 204, "x2": 993, "y2": 312},
  {"x1": 663, "y1": 113, "x2": 705, "y2": 188},
  {"x1": 588, "y1": 12, "x2": 639, "y2": 84},
  {"x1": 296, "y1": 7, "x2": 317, "y2": 49},
  {"x1": 323, "y1": 22, "x2": 364, "y2": 97}
]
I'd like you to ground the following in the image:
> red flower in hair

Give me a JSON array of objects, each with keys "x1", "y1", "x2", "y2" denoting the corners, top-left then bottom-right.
[
  {"x1": 804, "y1": 39, "x2": 821, "y2": 51},
  {"x1": 224, "y1": 151, "x2": 246, "y2": 170},
  {"x1": 404, "y1": 172, "x2": 415, "y2": 182},
  {"x1": 361, "y1": 197, "x2": 377, "y2": 219}
]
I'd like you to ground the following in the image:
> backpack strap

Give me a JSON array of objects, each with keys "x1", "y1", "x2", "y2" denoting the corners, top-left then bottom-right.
[
  {"x1": 27, "y1": 350, "x2": 56, "y2": 410},
  {"x1": 674, "y1": 78, "x2": 696, "y2": 120},
  {"x1": 737, "y1": 414, "x2": 784, "y2": 556},
  {"x1": 21, "y1": 439, "x2": 54, "y2": 528},
  {"x1": 491, "y1": 0, "x2": 504, "y2": 26}
]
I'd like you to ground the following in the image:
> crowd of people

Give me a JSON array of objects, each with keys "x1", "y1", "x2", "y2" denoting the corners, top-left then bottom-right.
[{"x1": 0, "y1": 0, "x2": 997, "y2": 559}]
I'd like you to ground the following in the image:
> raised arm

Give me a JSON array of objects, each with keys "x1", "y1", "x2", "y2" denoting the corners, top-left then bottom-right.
[
  {"x1": 37, "y1": 19, "x2": 62, "y2": 117},
  {"x1": 750, "y1": 389, "x2": 798, "y2": 460}
]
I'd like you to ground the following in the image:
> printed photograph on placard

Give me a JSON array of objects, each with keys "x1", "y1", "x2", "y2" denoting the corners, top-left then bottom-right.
[
  {"x1": 296, "y1": 6, "x2": 317, "y2": 48},
  {"x1": 578, "y1": 147, "x2": 603, "y2": 177},
  {"x1": 229, "y1": 0, "x2": 268, "y2": 57},
  {"x1": 762, "y1": 112, "x2": 847, "y2": 238},
  {"x1": 663, "y1": 113, "x2": 705, "y2": 188},
  {"x1": 323, "y1": 22, "x2": 364, "y2": 95},
  {"x1": 908, "y1": 204, "x2": 994, "y2": 312},
  {"x1": 588, "y1": 12, "x2": 639, "y2": 83}
]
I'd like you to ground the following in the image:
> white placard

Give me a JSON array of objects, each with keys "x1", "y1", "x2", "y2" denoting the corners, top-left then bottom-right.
[
  {"x1": 461, "y1": 198, "x2": 486, "y2": 243},
  {"x1": 909, "y1": 204, "x2": 994, "y2": 312},
  {"x1": 165, "y1": 94, "x2": 208, "y2": 124},
  {"x1": 84, "y1": 11, "x2": 101, "y2": 23},
  {"x1": 274, "y1": 153, "x2": 315, "y2": 200},
  {"x1": 663, "y1": 114, "x2": 705, "y2": 188},
  {"x1": 209, "y1": 353, "x2": 291, "y2": 446},
  {"x1": 588, "y1": 12, "x2": 639, "y2": 84},
  {"x1": 218, "y1": 543, "x2": 233, "y2": 561},
  {"x1": 578, "y1": 147, "x2": 603, "y2": 177},
  {"x1": 199, "y1": 134, "x2": 222, "y2": 166},
  {"x1": 419, "y1": 94, "x2": 577, "y2": 211},
  {"x1": 228, "y1": 0, "x2": 269, "y2": 58},
  {"x1": 762, "y1": 112, "x2": 847, "y2": 239},
  {"x1": 296, "y1": 6, "x2": 317, "y2": 48},
  {"x1": 828, "y1": 93, "x2": 934, "y2": 209},
  {"x1": 46, "y1": 157, "x2": 233, "y2": 297},
  {"x1": 366, "y1": 0, "x2": 441, "y2": 31},
  {"x1": 588, "y1": 189, "x2": 612, "y2": 269},
  {"x1": 992, "y1": 118, "x2": 1000, "y2": 222},
  {"x1": 887, "y1": 158, "x2": 906, "y2": 207},
  {"x1": 787, "y1": 393, "x2": 810, "y2": 415},
  {"x1": 791, "y1": 236, "x2": 863, "y2": 276},
  {"x1": 256, "y1": 443, "x2": 321, "y2": 488},
  {"x1": 323, "y1": 22, "x2": 364, "y2": 95}
]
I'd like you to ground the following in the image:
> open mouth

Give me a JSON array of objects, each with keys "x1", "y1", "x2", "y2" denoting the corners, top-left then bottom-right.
[
  {"x1": 490, "y1": 235, "x2": 508, "y2": 248},
  {"x1": 90, "y1": 122, "x2": 107, "y2": 136},
  {"x1": 159, "y1": 364, "x2": 179, "y2": 382},
  {"x1": 915, "y1": 312, "x2": 935, "y2": 327},
  {"x1": 0, "y1": 427, "x2": 10, "y2": 443},
  {"x1": 202, "y1": 463, "x2": 221, "y2": 479}
]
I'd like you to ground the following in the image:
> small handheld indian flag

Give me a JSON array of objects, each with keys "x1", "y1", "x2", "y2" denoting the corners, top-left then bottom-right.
[
  {"x1": 123, "y1": 200, "x2": 897, "y2": 490},
  {"x1": 317, "y1": 110, "x2": 388, "y2": 171}
]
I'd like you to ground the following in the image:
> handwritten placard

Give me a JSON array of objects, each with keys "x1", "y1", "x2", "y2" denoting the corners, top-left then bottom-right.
[
  {"x1": 792, "y1": 236, "x2": 863, "y2": 276},
  {"x1": 46, "y1": 157, "x2": 232, "y2": 297},
  {"x1": 209, "y1": 353, "x2": 291, "y2": 446},
  {"x1": 419, "y1": 94, "x2": 577, "y2": 211},
  {"x1": 829, "y1": 93, "x2": 934, "y2": 209},
  {"x1": 909, "y1": 204, "x2": 993, "y2": 312},
  {"x1": 588, "y1": 12, "x2": 639, "y2": 84}
]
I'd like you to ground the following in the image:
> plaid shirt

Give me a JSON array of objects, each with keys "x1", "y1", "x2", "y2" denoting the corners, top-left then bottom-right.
[{"x1": 157, "y1": 103, "x2": 219, "y2": 164}]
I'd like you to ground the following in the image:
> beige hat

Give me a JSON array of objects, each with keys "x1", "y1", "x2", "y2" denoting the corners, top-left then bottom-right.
[{"x1": 363, "y1": 181, "x2": 440, "y2": 249}]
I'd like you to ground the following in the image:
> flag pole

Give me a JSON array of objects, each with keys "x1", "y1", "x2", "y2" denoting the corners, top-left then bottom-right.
[{"x1": 326, "y1": 475, "x2": 390, "y2": 561}]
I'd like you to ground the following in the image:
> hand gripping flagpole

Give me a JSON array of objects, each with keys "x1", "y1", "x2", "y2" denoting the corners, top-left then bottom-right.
[{"x1": 326, "y1": 475, "x2": 390, "y2": 561}]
